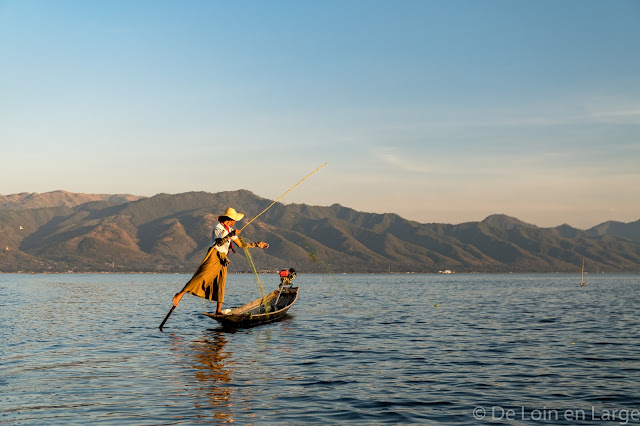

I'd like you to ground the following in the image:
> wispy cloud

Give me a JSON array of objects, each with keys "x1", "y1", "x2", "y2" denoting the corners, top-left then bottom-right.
[
  {"x1": 588, "y1": 108, "x2": 640, "y2": 124},
  {"x1": 374, "y1": 147, "x2": 428, "y2": 173},
  {"x1": 410, "y1": 109, "x2": 640, "y2": 130},
  {"x1": 366, "y1": 98, "x2": 640, "y2": 133}
]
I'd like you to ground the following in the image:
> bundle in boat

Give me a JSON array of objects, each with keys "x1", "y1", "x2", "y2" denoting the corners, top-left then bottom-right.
[{"x1": 203, "y1": 268, "x2": 299, "y2": 327}]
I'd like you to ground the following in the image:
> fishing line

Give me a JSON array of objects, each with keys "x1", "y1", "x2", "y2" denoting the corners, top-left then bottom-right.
[
  {"x1": 236, "y1": 163, "x2": 326, "y2": 313},
  {"x1": 240, "y1": 163, "x2": 326, "y2": 232},
  {"x1": 237, "y1": 235, "x2": 270, "y2": 313},
  {"x1": 289, "y1": 213, "x2": 375, "y2": 320}
]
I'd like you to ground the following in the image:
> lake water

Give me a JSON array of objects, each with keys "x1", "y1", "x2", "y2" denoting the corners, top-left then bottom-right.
[{"x1": 1, "y1": 273, "x2": 639, "y2": 424}]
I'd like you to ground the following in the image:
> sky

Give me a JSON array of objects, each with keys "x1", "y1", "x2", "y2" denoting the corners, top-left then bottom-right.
[{"x1": 1, "y1": 0, "x2": 639, "y2": 229}]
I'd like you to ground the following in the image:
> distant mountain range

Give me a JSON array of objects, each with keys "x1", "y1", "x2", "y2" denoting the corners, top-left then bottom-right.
[
  {"x1": 0, "y1": 190, "x2": 143, "y2": 210},
  {"x1": 1, "y1": 190, "x2": 639, "y2": 273}
]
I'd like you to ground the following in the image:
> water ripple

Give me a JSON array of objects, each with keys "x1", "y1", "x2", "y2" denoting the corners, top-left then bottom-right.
[{"x1": 1, "y1": 273, "x2": 639, "y2": 424}]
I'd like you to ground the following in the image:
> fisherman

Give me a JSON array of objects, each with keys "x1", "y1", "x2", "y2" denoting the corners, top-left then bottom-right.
[{"x1": 172, "y1": 207, "x2": 269, "y2": 315}]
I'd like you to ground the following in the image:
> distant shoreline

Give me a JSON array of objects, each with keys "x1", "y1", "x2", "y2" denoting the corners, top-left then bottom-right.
[{"x1": 1, "y1": 271, "x2": 638, "y2": 275}]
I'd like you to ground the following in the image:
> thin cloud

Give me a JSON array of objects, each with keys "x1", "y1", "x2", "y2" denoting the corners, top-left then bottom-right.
[
  {"x1": 374, "y1": 147, "x2": 428, "y2": 173},
  {"x1": 589, "y1": 108, "x2": 640, "y2": 124}
]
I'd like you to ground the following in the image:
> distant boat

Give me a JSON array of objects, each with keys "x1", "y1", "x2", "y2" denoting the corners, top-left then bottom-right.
[{"x1": 580, "y1": 258, "x2": 587, "y2": 287}]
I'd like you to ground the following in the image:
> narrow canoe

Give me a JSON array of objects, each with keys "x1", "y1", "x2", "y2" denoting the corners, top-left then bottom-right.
[{"x1": 203, "y1": 286, "x2": 299, "y2": 328}]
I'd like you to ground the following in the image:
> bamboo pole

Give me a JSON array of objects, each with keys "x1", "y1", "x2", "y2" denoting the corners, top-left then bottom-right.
[{"x1": 240, "y1": 163, "x2": 327, "y2": 231}]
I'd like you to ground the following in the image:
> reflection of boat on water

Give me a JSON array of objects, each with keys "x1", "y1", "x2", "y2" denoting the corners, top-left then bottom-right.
[{"x1": 204, "y1": 268, "x2": 299, "y2": 328}]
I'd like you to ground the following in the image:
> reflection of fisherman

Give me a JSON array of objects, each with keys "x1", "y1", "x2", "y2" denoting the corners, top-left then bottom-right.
[
  {"x1": 192, "y1": 332, "x2": 233, "y2": 418},
  {"x1": 172, "y1": 207, "x2": 269, "y2": 315}
]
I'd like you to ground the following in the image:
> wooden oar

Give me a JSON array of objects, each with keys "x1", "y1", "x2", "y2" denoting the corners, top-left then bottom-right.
[{"x1": 159, "y1": 306, "x2": 175, "y2": 331}]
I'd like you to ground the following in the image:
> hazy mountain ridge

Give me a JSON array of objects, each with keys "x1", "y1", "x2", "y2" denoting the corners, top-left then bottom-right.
[
  {"x1": 586, "y1": 220, "x2": 640, "y2": 242},
  {"x1": 0, "y1": 190, "x2": 144, "y2": 210},
  {"x1": 1, "y1": 191, "x2": 639, "y2": 273}
]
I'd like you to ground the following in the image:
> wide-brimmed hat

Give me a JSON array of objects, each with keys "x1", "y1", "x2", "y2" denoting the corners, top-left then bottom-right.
[{"x1": 217, "y1": 207, "x2": 244, "y2": 222}]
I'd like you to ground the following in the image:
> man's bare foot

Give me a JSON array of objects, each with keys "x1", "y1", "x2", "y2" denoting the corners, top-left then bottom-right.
[{"x1": 173, "y1": 292, "x2": 185, "y2": 307}]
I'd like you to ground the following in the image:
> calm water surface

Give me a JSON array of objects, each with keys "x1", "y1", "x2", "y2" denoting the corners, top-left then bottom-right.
[{"x1": 1, "y1": 273, "x2": 639, "y2": 424}]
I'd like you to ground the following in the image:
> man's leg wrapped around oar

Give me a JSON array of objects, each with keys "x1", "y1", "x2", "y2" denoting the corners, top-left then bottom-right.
[{"x1": 160, "y1": 248, "x2": 230, "y2": 329}]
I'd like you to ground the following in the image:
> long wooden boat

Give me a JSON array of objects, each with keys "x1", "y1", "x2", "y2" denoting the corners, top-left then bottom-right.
[
  {"x1": 204, "y1": 268, "x2": 300, "y2": 328},
  {"x1": 203, "y1": 286, "x2": 299, "y2": 328}
]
